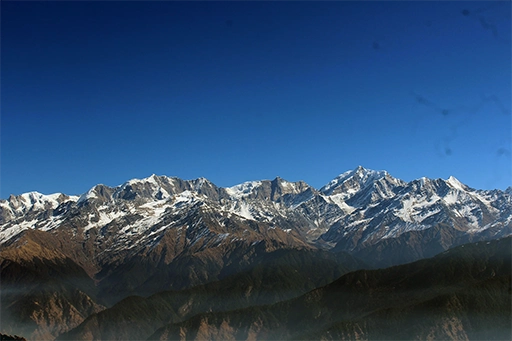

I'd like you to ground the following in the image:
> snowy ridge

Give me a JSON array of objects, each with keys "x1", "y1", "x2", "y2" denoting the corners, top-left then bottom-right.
[
  {"x1": 0, "y1": 192, "x2": 77, "y2": 222},
  {"x1": 2, "y1": 191, "x2": 77, "y2": 213}
]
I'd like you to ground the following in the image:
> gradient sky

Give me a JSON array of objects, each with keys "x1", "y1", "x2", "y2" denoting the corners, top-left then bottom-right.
[{"x1": 1, "y1": 1, "x2": 511, "y2": 198}]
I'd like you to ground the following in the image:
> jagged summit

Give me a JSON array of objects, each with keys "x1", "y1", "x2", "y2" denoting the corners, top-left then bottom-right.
[
  {"x1": 446, "y1": 175, "x2": 468, "y2": 191},
  {"x1": 319, "y1": 165, "x2": 388, "y2": 196}
]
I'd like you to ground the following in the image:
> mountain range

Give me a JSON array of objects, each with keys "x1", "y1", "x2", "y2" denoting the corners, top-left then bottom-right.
[{"x1": 1, "y1": 166, "x2": 511, "y2": 340}]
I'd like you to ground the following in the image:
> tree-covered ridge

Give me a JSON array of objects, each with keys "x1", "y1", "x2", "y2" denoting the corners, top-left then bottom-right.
[{"x1": 0, "y1": 334, "x2": 27, "y2": 341}]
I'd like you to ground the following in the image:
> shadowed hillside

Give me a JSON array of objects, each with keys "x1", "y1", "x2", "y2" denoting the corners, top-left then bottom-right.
[{"x1": 149, "y1": 237, "x2": 511, "y2": 341}]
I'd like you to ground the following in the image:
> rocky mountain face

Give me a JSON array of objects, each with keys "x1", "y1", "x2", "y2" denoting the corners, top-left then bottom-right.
[{"x1": 1, "y1": 166, "x2": 511, "y2": 339}]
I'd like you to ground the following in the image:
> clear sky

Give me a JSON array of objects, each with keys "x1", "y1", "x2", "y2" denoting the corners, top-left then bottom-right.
[{"x1": 1, "y1": 1, "x2": 511, "y2": 198}]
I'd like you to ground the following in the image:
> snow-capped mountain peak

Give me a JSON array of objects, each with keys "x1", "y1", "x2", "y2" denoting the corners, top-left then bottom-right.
[
  {"x1": 114, "y1": 174, "x2": 175, "y2": 200},
  {"x1": 320, "y1": 166, "x2": 388, "y2": 196},
  {"x1": 446, "y1": 175, "x2": 468, "y2": 191}
]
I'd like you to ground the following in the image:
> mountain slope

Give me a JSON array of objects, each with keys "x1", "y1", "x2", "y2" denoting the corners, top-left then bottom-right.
[
  {"x1": 0, "y1": 234, "x2": 104, "y2": 340},
  {"x1": 57, "y1": 249, "x2": 363, "y2": 341},
  {"x1": 149, "y1": 237, "x2": 511, "y2": 341}
]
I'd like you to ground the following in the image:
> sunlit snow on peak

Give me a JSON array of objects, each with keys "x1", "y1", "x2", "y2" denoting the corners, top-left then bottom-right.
[
  {"x1": 226, "y1": 181, "x2": 262, "y2": 199},
  {"x1": 446, "y1": 176, "x2": 467, "y2": 191},
  {"x1": 77, "y1": 187, "x2": 99, "y2": 204},
  {"x1": 320, "y1": 166, "x2": 387, "y2": 195}
]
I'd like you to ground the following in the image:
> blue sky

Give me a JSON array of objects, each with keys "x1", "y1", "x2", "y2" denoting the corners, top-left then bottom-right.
[{"x1": 1, "y1": 1, "x2": 511, "y2": 198}]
